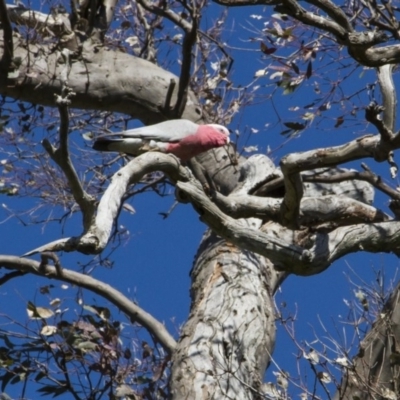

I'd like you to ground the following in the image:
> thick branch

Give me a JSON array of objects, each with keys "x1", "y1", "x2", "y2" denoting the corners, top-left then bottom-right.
[
  {"x1": 276, "y1": 0, "x2": 347, "y2": 39},
  {"x1": 0, "y1": 0, "x2": 13, "y2": 70},
  {"x1": 304, "y1": 0, "x2": 353, "y2": 32},
  {"x1": 377, "y1": 64, "x2": 397, "y2": 133},
  {"x1": 213, "y1": 192, "x2": 387, "y2": 225},
  {"x1": 0, "y1": 255, "x2": 177, "y2": 353},
  {"x1": 24, "y1": 153, "x2": 192, "y2": 256},
  {"x1": 7, "y1": 5, "x2": 73, "y2": 37},
  {"x1": 176, "y1": 179, "x2": 400, "y2": 275},
  {"x1": 0, "y1": 38, "x2": 203, "y2": 124}
]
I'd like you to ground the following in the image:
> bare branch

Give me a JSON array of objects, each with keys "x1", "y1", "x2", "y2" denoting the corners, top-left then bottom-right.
[
  {"x1": 172, "y1": 13, "x2": 198, "y2": 118},
  {"x1": 213, "y1": 192, "x2": 387, "y2": 225},
  {"x1": 276, "y1": 0, "x2": 348, "y2": 40},
  {"x1": 24, "y1": 153, "x2": 192, "y2": 256},
  {"x1": 135, "y1": 0, "x2": 192, "y2": 32},
  {"x1": 0, "y1": 37, "x2": 203, "y2": 123},
  {"x1": 304, "y1": 0, "x2": 353, "y2": 32},
  {"x1": 7, "y1": 5, "x2": 73, "y2": 37},
  {"x1": 0, "y1": 255, "x2": 177, "y2": 353},
  {"x1": 305, "y1": 165, "x2": 400, "y2": 202},
  {"x1": 42, "y1": 89, "x2": 96, "y2": 231},
  {"x1": 0, "y1": 0, "x2": 13, "y2": 70},
  {"x1": 377, "y1": 64, "x2": 397, "y2": 133},
  {"x1": 365, "y1": 101, "x2": 394, "y2": 141},
  {"x1": 279, "y1": 166, "x2": 303, "y2": 229},
  {"x1": 176, "y1": 179, "x2": 400, "y2": 275}
]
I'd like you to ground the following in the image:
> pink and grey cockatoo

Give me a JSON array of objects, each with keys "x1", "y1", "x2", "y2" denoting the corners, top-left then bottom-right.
[{"x1": 92, "y1": 119, "x2": 230, "y2": 161}]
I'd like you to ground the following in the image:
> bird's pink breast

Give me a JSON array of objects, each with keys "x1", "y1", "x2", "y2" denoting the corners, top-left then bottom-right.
[{"x1": 166, "y1": 125, "x2": 228, "y2": 160}]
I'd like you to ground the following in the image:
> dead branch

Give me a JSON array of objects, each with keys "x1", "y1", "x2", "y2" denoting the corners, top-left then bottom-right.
[
  {"x1": 0, "y1": 0, "x2": 13, "y2": 70},
  {"x1": 175, "y1": 179, "x2": 400, "y2": 275},
  {"x1": 0, "y1": 255, "x2": 177, "y2": 353},
  {"x1": 172, "y1": 13, "x2": 198, "y2": 118},
  {"x1": 24, "y1": 153, "x2": 192, "y2": 256},
  {"x1": 212, "y1": 192, "x2": 387, "y2": 225},
  {"x1": 42, "y1": 89, "x2": 96, "y2": 231}
]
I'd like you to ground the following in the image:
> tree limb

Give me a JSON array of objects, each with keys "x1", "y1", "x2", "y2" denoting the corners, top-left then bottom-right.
[
  {"x1": 175, "y1": 179, "x2": 400, "y2": 275},
  {"x1": 0, "y1": 255, "x2": 177, "y2": 353},
  {"x1": 304, "y1": 0, "x2": 353, "y2": 33},
  {"x1": 134, "y1": 0, "x2": 192, "y2": 32},
  {"x1": 0, "y1": 0, "x2": 13, "y2": 71},
  {"x1": 24, "y1": 153, "x2": 192, "y2": 256},
  {"x1": 42, "y1": 89, "x2": 96, "y2": 231},
  {"x1": 213, "y1": 192, "x2": 387, "y2": 225}
]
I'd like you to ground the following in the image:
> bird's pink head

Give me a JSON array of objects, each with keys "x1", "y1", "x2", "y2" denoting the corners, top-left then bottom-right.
[{"x1": 206, "y1": 124, "x2": 230, "y2": 145}]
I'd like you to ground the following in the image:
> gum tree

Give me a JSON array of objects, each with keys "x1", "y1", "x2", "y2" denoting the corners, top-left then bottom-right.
[{"x1": 1, "y1": 0, "x2": 400, "y2": 398}]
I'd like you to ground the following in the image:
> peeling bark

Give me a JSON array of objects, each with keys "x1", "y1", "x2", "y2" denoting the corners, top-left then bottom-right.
[{"x1": 170, "y1": 230, "x2": 285, "y2": 399}]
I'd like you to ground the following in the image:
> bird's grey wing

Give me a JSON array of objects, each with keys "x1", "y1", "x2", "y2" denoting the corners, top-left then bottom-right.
[{"x1": 121, "y1": 119, "x2": 199, "y2": 142}]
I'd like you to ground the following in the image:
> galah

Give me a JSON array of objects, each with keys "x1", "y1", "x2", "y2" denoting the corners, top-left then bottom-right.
[{"x1": 92, "y1": 119, "x2": 230, "y2": 161}]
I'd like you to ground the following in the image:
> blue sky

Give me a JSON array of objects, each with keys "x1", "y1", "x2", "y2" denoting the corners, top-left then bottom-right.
[{"x1": 1, "y1": 0, "x2": 400, "y2": 399}]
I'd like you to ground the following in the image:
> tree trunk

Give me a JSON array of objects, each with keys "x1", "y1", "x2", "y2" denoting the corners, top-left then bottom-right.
[
  {"x1": 335, "y1": 281, "x2": 400, "y2": 400},
  {"x1": 170, "y1": 229, "x2": 285, "y2": 399}
]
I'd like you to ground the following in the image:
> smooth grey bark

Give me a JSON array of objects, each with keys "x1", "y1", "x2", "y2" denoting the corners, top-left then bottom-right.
[{"x1": 0, "y1": 35, "x2": 202, "y2": 124}]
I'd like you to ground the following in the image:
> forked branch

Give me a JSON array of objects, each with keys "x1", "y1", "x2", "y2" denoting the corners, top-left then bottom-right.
[{"x1": 42, "y1": 89, "x2": 96, "y2": 231}]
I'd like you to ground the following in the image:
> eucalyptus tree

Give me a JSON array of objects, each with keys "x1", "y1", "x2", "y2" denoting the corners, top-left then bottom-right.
[{"x1": 1, "y1": 0, "x2": 400, "y2": 398}]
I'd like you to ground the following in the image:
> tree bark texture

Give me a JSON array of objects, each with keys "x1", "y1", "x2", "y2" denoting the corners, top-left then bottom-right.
[{"x1": 170, "y1": 230, "x2": 283, "y2": 399}]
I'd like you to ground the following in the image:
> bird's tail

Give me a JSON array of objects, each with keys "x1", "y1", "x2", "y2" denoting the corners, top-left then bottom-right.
[{"x1": 93, "y1": 138, "x2": 113, "y2": 152}]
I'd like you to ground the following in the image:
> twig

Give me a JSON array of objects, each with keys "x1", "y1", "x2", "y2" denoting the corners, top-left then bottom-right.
[
  {"x1": 42, "y1": 88, "x2": 96, "y2": 230},
  {"x1": 40, "y1": 252, "x2": 63, "y2": 276},
  {"x1": 0, "y1": 255, "x2": 177, "y2": 353},
  {"x1": 305, "y1": 165, "x2": 400, "y2": 201},
  {"x1": 173, "y1": 16, "x2": 198, "y2": 118},
  {"x1": 135, "y1": 0, "x2": 192, "y2": 31},
  {"x1": 365, "y1": 101, "x2": 394, "y2": 141},
  {"x1": 0, "y1": 270, "x2": 27, "y2": 286}
]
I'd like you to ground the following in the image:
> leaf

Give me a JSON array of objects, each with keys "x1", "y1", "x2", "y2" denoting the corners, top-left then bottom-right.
[
  {"x1": 284, "y1": 122, "x2": 306, "y2": 130},
  {"x1": 1, "y1": 371, "x2": 15, "y2": 392},
  {"x1": 41, "y1": 325, "x2": 58, "y2": 336},
  {"x1": 7, "y1": 71, "x2": 19, "y2": 79},
  {"x1": 260, "y1": 42, "x2": 277, "y2": 55},
  {"x1": 290, "y1": 62, "x2": 299, "y2": 74},
  {"x1": 254, "y1": 69, "x2": 268, "y2": 78},
  {"x1": 334, "y1": 116, "x2": 344, "y2": 128},
  {"x1": 27, "y1": 302, "x2": 54, "y2": 319},
  {"x1": 306, "y1": 61, "x2": 313, "y2": 79},
  {"x1": 82, "y1": 132, "x2": 94, "y2": 141}
]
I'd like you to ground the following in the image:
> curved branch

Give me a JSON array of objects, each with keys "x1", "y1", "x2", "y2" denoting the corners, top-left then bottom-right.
[
  {"x1": 176, "y1": 179, "x2": 400, "y2": 276},
  {"x1": 213, "y1": 192, "x2": 387, "y2": 225},
  {"x1": 135, "y1": 0, "x2": 192, "y2": 32},
  {"x1": 24, "y1": 153, "x2": 192, "y2": 256},
  {"x1": 0, "y1": 37, "x2": 203, "y2": 124},
  {"x1": 377, "y1": 64, "x2": 397, "y2": 133},
  {"x1": 275, "y1": 0, "x2": 347, "y2": 39},
  {"x1": 7, "y1": 5, "x2": 73, "y2": 37},
  {"x1": 304, "y1": 0, "x2": 353, "y2": 32},
  {"x1": 0, "y1": 255, "x2": 177, "y2": 353}
]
